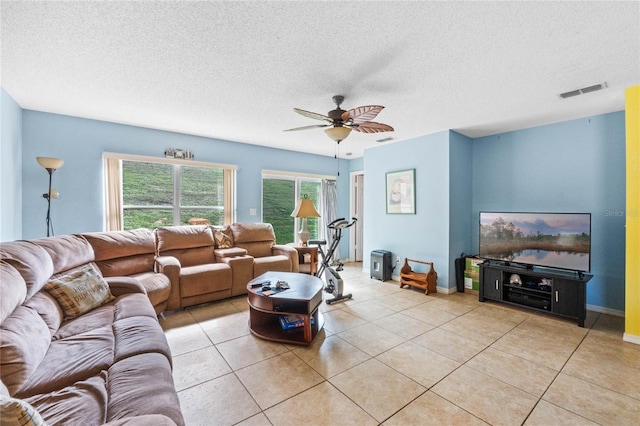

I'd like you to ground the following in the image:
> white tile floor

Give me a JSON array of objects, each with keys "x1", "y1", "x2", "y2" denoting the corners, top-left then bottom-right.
[{"x1": 159, "y1": 263, "x2": 640, "y2": 426}]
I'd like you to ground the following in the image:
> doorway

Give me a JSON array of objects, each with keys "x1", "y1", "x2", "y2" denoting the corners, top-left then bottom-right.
[{"x1": 350, "y1": 171, "x2": 364, "y2": 262}]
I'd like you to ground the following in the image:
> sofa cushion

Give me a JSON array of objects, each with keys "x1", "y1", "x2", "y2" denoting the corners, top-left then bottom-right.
[
  {"x1": 0, "y1": 242, "x2": 53, "y2": 300},
  {"x1": 156, "y1": 225, "x2": 214, "y2": 252},
  {"x1": 230, "y1": 223, "x2": 276, "y2": 244},
  {"x1": 34, "y1": 235, "x2": 94, "y2": 275},
  {"x1": 53, "y1": 302, "x2": 116, "y2": 341},
  {"x1": 24, "y1": 293, "x2": 62, "y2": 338},
  {"x1": 83, "y1": 229, "x2": 157, "y2": 277},
  {"x1": 179, "y1": 264, "x2": 232, "y2": 297},
  {"x1": 16, "y1": 326, "x2": 115, "y2": 399},
  {"x1": 0, "y1": 261, "x2": 27, "y2": 325},
  {"x1": 230, "y1": 223, "x2": 276, "y2": 257},
  {"x1": 0, "y1": 306, "x2": 51, "y2": 397},
  {"x1": 51, "y1": 293, "x2": 155, "y2": 343},
  {"x1": 0, "y1": 394, "x2": 47, "y2": 426},
  {"x1": 25, "y1": 374, "x2": 108, "y2": 426},
  {"x1": 156, "y1": 226, "x2": 216, "y2": 267},
  {"x1": 235, "y1": 241, "x2": 274, "y2": 258},
  {"x1": 113, "y1": 316, "x2": 172, "y2": 364},
  {"x1": 131, "y1": 272, "x2": 171, "y2": 308},
  {"x1": 113, "y1": 293, "x2": 158, "y2": 322},
  {"x1": 43, "y1": 264, "x2": 115, "y2": 320},
  {"x1": 253, "y1": 255, "x2": 292, "y2": 277},
  {"x1": 104, "y1": 414, "x2": 178, "y2": 426},
  {"x1": 107, "y1": 353, "x2": 184, "y2": 425}
]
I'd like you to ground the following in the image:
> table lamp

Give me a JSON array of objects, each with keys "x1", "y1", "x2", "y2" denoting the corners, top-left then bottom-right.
[{"x1": 290, "y1": 195, "x2": 320, "y2": 246}]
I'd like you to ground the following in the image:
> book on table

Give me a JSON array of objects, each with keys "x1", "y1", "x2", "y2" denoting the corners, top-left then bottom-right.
[{"x1": 279, "y1": 314, "x2": 314, "y2": 330}]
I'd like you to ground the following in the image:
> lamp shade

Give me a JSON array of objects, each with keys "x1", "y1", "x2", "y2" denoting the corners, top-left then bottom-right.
[
  {"x1": 324, "y1": 126, "x2": 352, "y2": 142},
  {"x1": 36, "y1": 157, "x2": 64, "y2": 170},
  {"x1": 290, "y1": 197, "x2": 320, "y2": 218}
]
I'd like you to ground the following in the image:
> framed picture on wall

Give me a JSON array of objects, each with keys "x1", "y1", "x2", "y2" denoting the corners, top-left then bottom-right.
[{"x1": 386, "y1": 168, "x2": 415, "y2": 214}]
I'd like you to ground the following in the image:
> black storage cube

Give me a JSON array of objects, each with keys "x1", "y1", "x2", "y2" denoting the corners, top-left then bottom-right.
[{"x1": 371, "y1": 250, "x2": 392, "y2": 281}]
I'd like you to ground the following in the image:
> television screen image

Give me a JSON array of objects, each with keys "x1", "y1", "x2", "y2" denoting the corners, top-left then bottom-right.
[{"x1": 479, "y1": 212, "x2": 591, "y2": 272}]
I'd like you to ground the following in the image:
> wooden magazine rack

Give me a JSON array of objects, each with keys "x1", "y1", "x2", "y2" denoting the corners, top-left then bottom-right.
[{"x1": 400, "y1": 258, "x2": 438, "y2": 294}]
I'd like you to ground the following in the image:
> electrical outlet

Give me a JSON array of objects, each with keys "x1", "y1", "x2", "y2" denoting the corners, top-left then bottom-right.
[{"x1": 396, "y1": 257, "x2": 400, "y2": 263}]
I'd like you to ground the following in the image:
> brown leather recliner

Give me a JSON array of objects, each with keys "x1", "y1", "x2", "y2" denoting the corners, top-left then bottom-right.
[
  {"x1": 155, "y1": 225, "x2": 232, "y2": 309},
  {"x1": 229, "y1": 222, "x2": 299, "y2": 277},
  {"x1": 82, "y1": 228, "x2": 176, "y2": 314}
]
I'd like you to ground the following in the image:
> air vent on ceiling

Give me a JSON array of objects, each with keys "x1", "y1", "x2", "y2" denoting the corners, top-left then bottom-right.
[
  {"x1": 376, "y1": 137, "x2": 395, "y2": 143},
  {"x1": 560, "y1": 82, "x2": 607, "y2": 99}
]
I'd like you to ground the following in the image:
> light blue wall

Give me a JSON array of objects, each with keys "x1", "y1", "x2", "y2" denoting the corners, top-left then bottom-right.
[
  {"x1": 449, "y1": 131, "x2": 474, "y2": 285},
  {"x1": 11, "y1": 106, "x2": 629, "y2": 312},
  {"x1": 363, "y1": 131, "x2": 452, "y2": 287},
  {"x1": 0, "y1": 89, "x2": 23, "y2": 242},
  {"x1": 472, "y1": 112, "x2": 626, "y2": 312},
  {"x1": 21, "y1": 110, "x2": 350, "y2": 240},
  {"x1": 349, "y1": 157, "x2": 364, "y2": 172}
]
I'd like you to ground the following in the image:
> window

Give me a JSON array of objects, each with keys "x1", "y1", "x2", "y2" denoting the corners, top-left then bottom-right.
[
  {"x1": 262, "y1": 171, "x2": 331, "y2": 245},
  {"x1": 103, "y1": 153, "x2": 236, "y2": 231}
]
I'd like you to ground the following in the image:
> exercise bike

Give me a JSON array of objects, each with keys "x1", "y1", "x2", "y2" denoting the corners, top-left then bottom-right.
[{"x1": 310, "y1": 217, "x2": 357, "y2": 305}]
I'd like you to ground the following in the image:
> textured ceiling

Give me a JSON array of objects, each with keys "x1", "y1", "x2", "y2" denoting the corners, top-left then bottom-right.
[{"x1": 2, "y1": 1, "x2": 639, "y2": 158}]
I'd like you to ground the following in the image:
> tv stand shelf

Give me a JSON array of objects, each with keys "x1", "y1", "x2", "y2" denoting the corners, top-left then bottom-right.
[{"x1": 479, "y1": 261, "x2": 592, "y2": 327}]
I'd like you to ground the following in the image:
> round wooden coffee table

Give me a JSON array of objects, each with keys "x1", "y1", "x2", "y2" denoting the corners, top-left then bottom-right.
[{"x1": 246, "y1": 271, "x2": 325, "y2": 345}]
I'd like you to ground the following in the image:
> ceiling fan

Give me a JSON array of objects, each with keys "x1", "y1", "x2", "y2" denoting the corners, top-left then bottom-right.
[{"x1": 284, "y1": 95, "x2": 394, "y2": 143}]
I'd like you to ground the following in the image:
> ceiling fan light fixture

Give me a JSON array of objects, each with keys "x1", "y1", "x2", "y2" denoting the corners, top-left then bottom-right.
[{"x1": 324, "y1": 126, "x2": 352, "y2": 143}]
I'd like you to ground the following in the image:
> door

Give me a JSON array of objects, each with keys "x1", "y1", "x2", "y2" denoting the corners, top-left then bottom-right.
[
  {"x1": 552, "y1": 279, "x2": 580, "y2": 318},
  {"x1": 480, "y1": 266, "x2": 502, "y2": 301},
  {"x1": 351, "y1": 172, "x2": 364, "y2": 262}
]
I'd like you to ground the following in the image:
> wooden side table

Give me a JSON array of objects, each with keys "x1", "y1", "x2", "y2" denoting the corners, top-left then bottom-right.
[{"x1": 294, "y1": 246, "x2": 317, "y2": 275}]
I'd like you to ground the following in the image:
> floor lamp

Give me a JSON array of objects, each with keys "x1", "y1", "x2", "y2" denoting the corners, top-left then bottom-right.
[
  {"x1": 290, "y1": 195, "x2": 320, "y2": 246},
  {"x1": 37, "y1": 156, "x2": 64, "y2": 237}
]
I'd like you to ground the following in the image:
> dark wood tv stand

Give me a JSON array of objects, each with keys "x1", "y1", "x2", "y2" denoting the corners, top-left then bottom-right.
[{"x1": 479, "y1": 261, "x2": 592, "y2": 327}]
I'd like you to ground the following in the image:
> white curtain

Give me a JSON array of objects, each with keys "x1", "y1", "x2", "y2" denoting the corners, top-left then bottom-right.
[
  {"x1": 322, "y1": 179, "x2": 338, "y2": 263},
  {"x1": 104, "y1": 157, "x2": 123, "y2": 231},
  {"x1": 223, "y1": 168, "x2": 235, "y2": 225}
]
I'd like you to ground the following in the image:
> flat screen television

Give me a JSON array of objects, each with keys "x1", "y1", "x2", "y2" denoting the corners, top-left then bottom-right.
[{"x1": 479, "y1": 212, "x2": 591, "y2": 273}]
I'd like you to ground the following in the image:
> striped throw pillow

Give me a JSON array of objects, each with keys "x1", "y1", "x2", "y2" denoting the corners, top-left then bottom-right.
[{"x1": 44, "y1": 264, "x2": 114, "y2": 320}]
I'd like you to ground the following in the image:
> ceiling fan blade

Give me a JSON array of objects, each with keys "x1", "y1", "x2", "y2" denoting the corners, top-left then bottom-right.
[
  {"x1": 342, "y1": 105, "x2": 385, "y2": 123},
  {"x1": 351, "y1": 121, "x2": 394, "y2": 134},
  {"x1": 283, "y1": 124, "x2": 330, "y2": 132},
  {"x1": 293, "y1": 108, "x2": 332, "y2": 123}
]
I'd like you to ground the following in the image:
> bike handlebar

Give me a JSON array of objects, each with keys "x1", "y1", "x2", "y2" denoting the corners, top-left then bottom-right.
[{"x1": 328, "y1": 217, "x2": 357, "y2": 229}]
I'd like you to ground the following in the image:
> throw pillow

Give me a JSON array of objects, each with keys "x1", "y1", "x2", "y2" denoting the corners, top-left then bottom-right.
[
  {"x1": 43, "y1": 264, "x2": 115, "y2": 320},
  {"x1": 0, "y1": 395, "x2": 47, "y2": 426},
  {"x1": 214, "y1": 230, "x2": 233, "y2": 249}
]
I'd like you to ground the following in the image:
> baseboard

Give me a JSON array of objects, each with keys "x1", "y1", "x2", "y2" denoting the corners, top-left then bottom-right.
[
  {"x1": 436, "y1": 286, "x2": 457, "y2": 294},
  {"x1": 586, "y1": 304, "x2": 625, "y2": 317},
  {"x1": 623, "y1": 333, "x2": 640, "y2": 345}
]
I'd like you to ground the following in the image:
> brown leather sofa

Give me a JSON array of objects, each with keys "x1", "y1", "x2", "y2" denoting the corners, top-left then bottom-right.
[
  {"x1": 155, "y1": 223, "x2": 299, "y2": 309},
  {"x1": 0, "y1": 235, "x2": 184, "y2": 425},
  {"x1": 0, "y1": 222, "x2": 298, "y2": 424}
]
